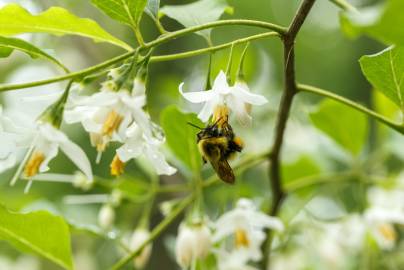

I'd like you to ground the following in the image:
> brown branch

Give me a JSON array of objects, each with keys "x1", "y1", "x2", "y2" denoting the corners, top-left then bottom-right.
[{"x1": 263, "y1": 0, "x2": 317, "y2": 269}]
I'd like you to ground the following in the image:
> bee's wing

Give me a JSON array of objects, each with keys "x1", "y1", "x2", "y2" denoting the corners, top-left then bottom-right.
[{"x1": 210, "y1": 158, "x2": 235, "y2": 184}]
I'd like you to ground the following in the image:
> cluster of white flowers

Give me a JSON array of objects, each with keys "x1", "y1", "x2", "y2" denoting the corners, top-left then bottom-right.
[
  {"x1": 174, "y1": 198, "x2": 284, "y2": 270},
  {"x1": 180, "y1": 70, "x2": 268, "y2": 125},
  {"x1": 65, "y1": 65, "x2": 176, "y2": 176},
  {"x1": 270, "y1": 182, "x2": 404, "y2": 270},
  {"x1": 0, "y1": 61, "x2": 176, "y2": 192}
]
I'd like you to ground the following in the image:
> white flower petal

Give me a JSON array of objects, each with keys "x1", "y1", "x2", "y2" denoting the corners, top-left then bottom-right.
[
  {"x1": 212, "y1": 71, "x2": 230, "y2": 94},
  {"x1": 116, "y1": 141, "x2": 143, "y2": 162},
  {"x1": 144, "y1": 144, "x2": 176, "y2": 175},
  {"x1": 59, "y1": 139, "x2": 93, "y2": 181},
  {"x1": 76, "y1": 91, "x2": 119, "y2": 107},
  {"x1": 0, "y1": 153, "x2": 17, "y2": 172},
  {"x1": 197, "y1": 100, "x2": 217, "y2": 122},
  {"x1": 179, "y1": 83, "x2": 216, "y2": 103},
  {"x1": 232, "y1": 84, "x2": 268, "y2": 105},
  {"x1": 39, "y1": 143, "x2": 59, "y2": 173},
  {"x1": 226, "y1": 94, "x2": 252, "y2": 126}
]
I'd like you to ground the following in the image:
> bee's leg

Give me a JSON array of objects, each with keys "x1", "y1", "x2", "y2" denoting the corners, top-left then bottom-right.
[{"x1": 202, "y1": 156, "x2": 207, "y2": 164}]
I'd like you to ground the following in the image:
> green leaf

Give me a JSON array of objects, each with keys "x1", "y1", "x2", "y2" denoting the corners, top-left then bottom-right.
[
  {"x1": 282, "y1": 155, "x2": 321, "y2": 185},
  {"x1": 360, "y1": 46, "x2": 404, "y2": 111},
  {"x1": 0, "y1": 36, "x2": 68, "y2": 72},
  {"x1": 340, "y1": 0, "x2": 404, "y2": 46},
  {"x1": 146, "y1": 0, "x2": 160, "y2": 20},
  {"x1": 0, "y1": 4, "x2": 131, "y2": 50},
  {"x1": 0, "y1": 205, "x2": 72, "y2": 270},
  {"x1": 0, "y1": 47, "x2": 12, "y2": 57},
  {"x1": 160, "y1": 0, "x2": 231, "y2": 40},
  {"x1": 91, "y1": 0, "x2": 147, "y2": 29},
  {"x1": 160, "y1": 105, "x2": 203, "y2": 173},
  {"x1": 310, "y1": 99, "x2": 368, "y2": 156}
]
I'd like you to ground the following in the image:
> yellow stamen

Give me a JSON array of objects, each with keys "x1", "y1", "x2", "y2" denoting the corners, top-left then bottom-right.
[
  {"x1": 212, "y1": 105, "x2": 229, "y2": 127},
  {"x1": 110, "y1": 154, "x2": 125, "y2": 176},
  {"x1": 90, "y1": 133, "x2": 107, "y2": 152},
  {"x1": 378, "y1": 223, "x2": 397, "y2": 242},
  {"x1": 102, "y1": 110, "x2": 123, "y2": 136},
  {"x1": 24, "y1": 151, "x2": 45, "y2": 178},
  {"x1": 235, "y1": 228, "x2": 249, "y2": 248}
]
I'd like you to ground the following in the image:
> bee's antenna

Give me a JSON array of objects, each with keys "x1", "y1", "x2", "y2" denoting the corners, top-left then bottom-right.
[{"x1": 187, "y1": 122, "x2": 203, "y2": 130}]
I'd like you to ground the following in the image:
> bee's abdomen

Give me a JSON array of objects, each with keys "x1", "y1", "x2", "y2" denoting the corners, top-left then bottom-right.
[{"x1": 198, "y1": 137, "x2": 228, "y2": 161}]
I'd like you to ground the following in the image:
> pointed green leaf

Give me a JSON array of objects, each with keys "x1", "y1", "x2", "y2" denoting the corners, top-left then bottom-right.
[
  {"x1": 0, "y1": 47, "x2": 13, "y2": 57},
  {"x1": 0, "y1": 4, "x2": 131, "y2": 50},
  {"x1": 282, "y1": 156, "x2": 321, "y2": 185},
  {"x1": 160, "y1": 105, "x2": 203, "y2": 173},
  {"x1": 0, "y1": 36, "x2": 68, "y2": 72},
  {"x1": 160, "y1": 0, "x2": 231, "y2": 40},
  {"x1": 0, "y1": 205, "x2": 72, "y2": 270},
  {"x1": 360, "y1": 46, "x2": 404, "y2": 111},
  {"x1": 340, "y1": 0, "x2": 404, "y2": 46},
  {"x1": 146, "y1": 0, "x2": 160, "y2": 21},
  {"x1": 310, "y1": 99, "x2": 368, "y2": 156},
  {"x1": 91, "y1": 0, "x2": 148, "y2": 29}
]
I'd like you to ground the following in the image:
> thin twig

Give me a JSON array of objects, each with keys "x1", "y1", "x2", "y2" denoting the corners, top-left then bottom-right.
[{"x1": 263, "y1": 0, "x2": 317, "y2": 269}]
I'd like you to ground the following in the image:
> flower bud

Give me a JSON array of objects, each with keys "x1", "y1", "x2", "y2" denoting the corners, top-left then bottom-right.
[
  {"x1": 175, "y1": 222, "x2": 211, "y2": 268},
  {"x1": 130, "y1": 229, "x2": 152, "y2": 269},
  {"x1": 98, "y1": 204, "x2": 115, "y2": 230},
  {"x1": 72, "y1": 171, "x2": 93, "y2": 191}
]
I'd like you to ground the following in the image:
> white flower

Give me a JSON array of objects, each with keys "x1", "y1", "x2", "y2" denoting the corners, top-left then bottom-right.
[
  {"x1": 116, "y1": 122, "x2": 176, "y2": 176},
  {"x1": 216, "y1": 249, "x2": 258, "y2": 270},
  {"x1": 130, "y1": 229, "x2": 152, "y2": 269},
  {"x1": 98, "y1": 204, "x2": 115, "y2": 230},
  {"x1": 179, "y1": 71, "x2": 268, "y2": 124},
  {"x1": 175, "y1": 222, "x2": 212, "y2": 268},
  {"x1": 10, "y1": 122, "x2": 93, "y2": 191},
  {"x1": 364, "y1": 187, "x2": 404, "y2": 250},
  {"x1": 213, "y1": 198, "x2": 283, "y2": 262},
  {"x1": 0, "y1": 107, "x2": 19, "y2": 172},
  {"x1": 65, "y1": 88, "x2": 149, "y2": 160}
]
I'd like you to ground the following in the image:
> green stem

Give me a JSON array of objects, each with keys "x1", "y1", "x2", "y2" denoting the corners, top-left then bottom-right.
[
  {"x1": 328, "y1": 0, "x2": 357, "y2": 12},
  {"x1": 0, "y1": 20, "x2": 284, "y2": 92},
  {"x1": 144, "y1": 19, "x2": 287, "y2": 49},
  {"x1": 284, "y1": 171, "x2": 353, "y2": 192},
  {"x1": 151, "y1": 32, "x2": 279, "y2": 63},
  {"x1": 110, "y1": 195, "x2": 195, "y2": 270},
  {"x1": 297, "y1": 83, "x2": 404, "y2": 134}
]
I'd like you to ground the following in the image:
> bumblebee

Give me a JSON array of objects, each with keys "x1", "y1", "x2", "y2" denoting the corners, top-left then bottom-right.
[{"x1": 190, "y1": 120, "x2": 243, "y2": 184}]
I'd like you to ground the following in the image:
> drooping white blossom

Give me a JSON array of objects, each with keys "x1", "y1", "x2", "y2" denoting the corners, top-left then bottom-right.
[
  {"x1": 216, "y1": 249, "x2": 258, "y2": 270},
  {"x1": 364, "y1": 187, "x2": 404, "y2": 250},
  {"x1": 98, "y1": 204, "x2": 115, "y2": 230},
  {"x1": 175, "y1": 222, "x2": 212, "y2": 268},
  {"x1": 8, "y1": 122, "x2": 93, "y2": 192},
  {"x1": 213, "y1": 198, "x2": 283, "y2": 262},
  {"x1": 130, "y1": 228, "x2": 152, "y2": 269},
  {"x1": 179, "y1": 71, "x2": 268, "y2": 124},
  {"x1": 64, "y1": 88, "x2": 149, "y2": 160},
  {"x1": 116, "y1": 122, "x2": 176, "y2": 176}
]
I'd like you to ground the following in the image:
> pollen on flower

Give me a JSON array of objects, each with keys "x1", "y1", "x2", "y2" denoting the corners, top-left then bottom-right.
[
  {"x1": 235, "y1": 228, "x2": 249, "y2": 248},
  {"x1": 212, "y1": 105, "x2": 229, "y2": 127},
  {"x1": 378, "y1": 223, "x2": 397, "y2": 242},
  {"x1": 102, "y1": 110, "x2": 123, "y2": 136},
  {"x1": 110, "y1": 154, "x2": 125, "y2": 176},
  {"x1": 24, "y1": 151, "x2": 45, "y2": 177}
]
